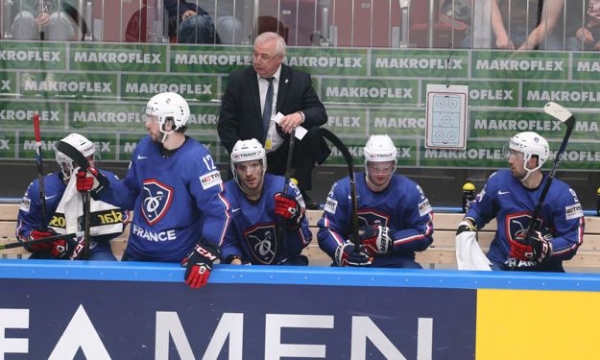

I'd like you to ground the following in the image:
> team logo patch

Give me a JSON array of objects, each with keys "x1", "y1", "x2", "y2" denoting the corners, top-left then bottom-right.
[
  {"x1": 19, "y1": 197, "x2": 31, "y2": 212},
  {"x1": 324, "y1": 197, "x2": 338, "y2": 214},
  {"x1": 200, "y1": 170, "x2": 222, "y2": 190},
  {"x1": 418, "y1": 199, "x2": 433, "y2": 217},
  {"x1": 357, "y1": 209, "x2": 388, "y2": 229},
  {"x1": 505, "y1": 213, "x2": 546, "y2": 242},
  {"x1": 141, "y1": 179, "x2": 173, "y2": 226},
  {"x1": 565, "y1": 203, "x2": 584, "y2": 220},
  {"x1": 244, "y1": 224, "x2": 277, "y2": 264}
]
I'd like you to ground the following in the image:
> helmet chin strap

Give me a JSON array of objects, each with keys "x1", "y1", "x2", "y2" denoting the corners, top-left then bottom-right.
[{"x1": 160, "y1": 121, "x2": 176, "y2": 144}]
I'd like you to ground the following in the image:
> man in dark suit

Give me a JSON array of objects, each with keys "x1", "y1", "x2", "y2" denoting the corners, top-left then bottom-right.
[{"x1": 218, "y1": 31, "x2": 330, "y2": 209}]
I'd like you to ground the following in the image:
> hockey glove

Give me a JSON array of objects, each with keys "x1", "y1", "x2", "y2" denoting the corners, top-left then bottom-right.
[
  {"x1": 274, "y1": 192, "x2": 303, "y2": 231},
  {"x1": 181, "y1": 242, "x2": 220, "y2": 289},
  {"x1": 26, "y1": 229, "x2": 72, "y2": 259},
  {"x1": 509, "y1": 231, "x2": 553, "y2": 263},
  {"x1": 360, "y1": 225, "x2": 393, "y2": 256},
  {"x1": 334, "y1": 242, "x2": 372, "y2": 267},
  {"x1": 76, "y1": 168, "x2": 109, "y2": 200},
  {"x1": 456, "y1": 220, "x2": 477, "y2": 236}
]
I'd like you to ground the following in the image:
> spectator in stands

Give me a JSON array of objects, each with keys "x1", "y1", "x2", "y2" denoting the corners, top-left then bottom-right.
[
  {"x1": 165, "y1": 0, "x2": 219, "y2": 43},
  {"x1": 566, "y1": 0, "x2": 600, "y2": 50},
  {"x1": 317, "y1": 135, "x2": 434, "y2": 268},
  {"x1": 221, "y1": 139, "x2": 312, "y2": 265},
  {"x1": 10, "y1": 0, "x2": 79, "y2": 41},
  {"x1": 76, "y1": 92, "x2": 229, "y2": 289},
  {"x1": 16, "y1": 133, "x2": 128, "y2": 260},
  {"x1": 202, "y1": 0, "x2": 243, "y2": 44},
  {"x1": 456, "y1": 131, "x2": 584, "y2": 271},
  {"x1": 461, "y1": 0, "x2": 565, "y2": 50},
  {"x1": 218, "y1": 32, "x2": 331, "y2": 210}
]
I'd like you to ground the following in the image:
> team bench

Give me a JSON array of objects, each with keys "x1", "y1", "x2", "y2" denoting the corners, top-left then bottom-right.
[{"x1": 2, "y1": 203, "x2": 600, "y2": 272}]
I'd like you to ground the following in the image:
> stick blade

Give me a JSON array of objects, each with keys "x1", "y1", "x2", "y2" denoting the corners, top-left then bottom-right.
[
  {"x1": 544, "y1": 102, "x2": 573, "y2": 123},
  {"x1": 56, "y1": 140, "x2": 90, "y2": 169}
]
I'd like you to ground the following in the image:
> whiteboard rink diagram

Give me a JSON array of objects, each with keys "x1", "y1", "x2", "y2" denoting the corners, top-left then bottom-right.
[{"x1": 425, "y1": 87, "x2": 468, "y2": 150}]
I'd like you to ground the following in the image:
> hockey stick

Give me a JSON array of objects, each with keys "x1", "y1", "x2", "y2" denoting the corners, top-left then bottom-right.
[
  {"x1": 32, "y1": 112, "x2": 48, "y2": 228},
  {"x1": 274, "y1": 129, "x2": 296, "y2": 262},
  {"x1": 56, "y1": 139, "x2": 92, "y2": 260},
  {"x1": 524, "y1": 101, "x2": 576, "y2": 239},
  {"x1": 319, "y1": 128, "x2": 360, "y2": 249},
  {"x1": 0, "y1": 232, "x2": 79, "y2": 251}
]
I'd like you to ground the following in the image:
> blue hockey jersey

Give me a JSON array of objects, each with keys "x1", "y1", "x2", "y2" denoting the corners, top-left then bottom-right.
[
  {"x1": 16, "y1": 170, "x2": 128, "y2": 254},
  {"x1": 99, "y1": 136, "x2": 230, "y2": 262},
  {"x1": 221, "y1": 174, "x2": 312, "y2": 265},
  {"x1": 466, "y1": 169, "x2": 585, "y2": 270},
  {"x1": 317, "y1": 172, "x2": 434, "y2": 267}
]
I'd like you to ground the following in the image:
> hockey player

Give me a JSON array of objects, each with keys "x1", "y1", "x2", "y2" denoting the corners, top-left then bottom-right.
[
  {"x1": 76, "y1": 92, "x2": 229, "y2": 288},
  {"x1": 317, "y1": 135, "x2": 434, "y2": 268},
  {"x1": 456, "y1": 131, "x2": 585, "y2": 271},
  {"x1": 16, "y1": 133, "x2": 127, "y2": 260},
  {"x1": 221, "y1": 139, "x2": 312, "y2": 265}
]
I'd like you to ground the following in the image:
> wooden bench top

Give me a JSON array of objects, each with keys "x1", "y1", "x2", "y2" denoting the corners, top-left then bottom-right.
[{"x1": 1, "y1": 203, "x2": 599, "y2": 271}]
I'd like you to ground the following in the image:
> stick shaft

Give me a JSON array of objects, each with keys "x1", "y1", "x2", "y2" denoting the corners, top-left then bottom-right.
[
  {"x1": 0, "y1": 233, "x2": 78, "y2": 250},
  {"x1": 319, "y1": 128, "x2": 360, "y2": 247},
  {"x1": 33, "y1": 112, "x2": 47, "y2": 228},
  {"x1": 525, "y1": 116, "x2": 575, "y2": 238}
]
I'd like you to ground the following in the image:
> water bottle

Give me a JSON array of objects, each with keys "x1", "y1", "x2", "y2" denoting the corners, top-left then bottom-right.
[{"x1": 462, "y1": 182, "x2": 476, "y2": 213}]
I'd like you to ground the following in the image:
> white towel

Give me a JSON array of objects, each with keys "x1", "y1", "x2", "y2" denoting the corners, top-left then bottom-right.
[
  {"x1": 53, "y1": 174, "x2": 124, "y2": 237},
  {"x1": 455, "y1": 231, "x2": 492, "y2": 271}
]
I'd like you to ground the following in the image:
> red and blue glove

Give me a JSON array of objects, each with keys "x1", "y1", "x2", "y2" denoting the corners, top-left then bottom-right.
[
  {"x1": 334, "y1": 242, "x2": 372, "y2": 267},
  {"x1": 76, "y1": 168, "x2": 109, "y2": 200},
  {"x1": 181, "y1": 242, "x2": 220, "y2": 289},
  {"x1": 274, "y1": 192, "x2": 303, "y2": 230},
  {"x1": 360, "y1": 225, "x2": 393, "y2": 256},
  {"x1": 26, "y1": 229, "x2": 72, "y2": 259},
  {"x1": 509, "y1": 230, "x2": 553, "y2": 263}
]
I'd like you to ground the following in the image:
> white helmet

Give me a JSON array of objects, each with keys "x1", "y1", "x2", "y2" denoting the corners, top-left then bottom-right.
[
  {"x1": 364, "y1": 135, "x2": 397, "y2": 164},
  {"x1": 508, "y1": 131, "x2": 549, "y2": 173},
  {"x1": 230, "y1": 139, "x2": 267, "y2": 190},
  {"x1": 145, "y1": 92, "x2": 190, "y2": 135},
  {"x1": 55, "y1": 133, "x2": 96, "y2": 180}
]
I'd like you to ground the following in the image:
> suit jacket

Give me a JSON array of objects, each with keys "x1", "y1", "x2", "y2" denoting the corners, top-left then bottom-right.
[{"x1": 218, "y1": 64, "x2": 327, "y2": 153}]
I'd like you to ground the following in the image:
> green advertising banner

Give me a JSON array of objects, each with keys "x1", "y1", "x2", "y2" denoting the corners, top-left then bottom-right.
[
  {"x1": 0, "y1": 100, "x2": 65, "y2": 127},
  {"x1": 469, "y1": 109, "x2": 600, "y2": 140},
  {"x1": 120, "y1": 73, "x2": 219, "y2": 102},
  {"x1": 324, "y1": 106, "x2": 368, "y2": 136},
  {"x1": 572, "y1": 52, "x2": 600, "y2": 82},
  {"x1": 286, "y1": 48, "x2": 368, "y2": 76},
  {"x1": 18, "y1": 72, "x2": 118, "y2": 100},
  {"x1": 522, "y1": 81, "x2": 600, "y2": 109},
  {"x1": 0, "y1": 41, "x2": 66, "y2": 71},
  {"x1": 1, "y1": 43, "x2": 600, "y2": 172},
  {"x1": 69, "y1": 43, "x2": 167, "y2": 72},
  {"x1": 371, "y1": 49, "x2": 469, "y2": 78},
  {"x1": 471, "y1": 50, "x2": 569, "y2": 81},
  {"x1": 0, "y1": 72, "x2": 17, "y2": 96},
  {"x1": 320, "y1": 78, "x2": 419, "y2": 105},
  {"x1": 0, "y1": 130, "x2": 17, "y2": 159},
  {"x1": 170, "y1": 45, "x2": 252, "y2": 74},
  {"x1": 368, "y1": 108, "x2": 425, "y2": 137},
  {"x1": 67, "y1": 101, "x2": 221, "y2": 133}
]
